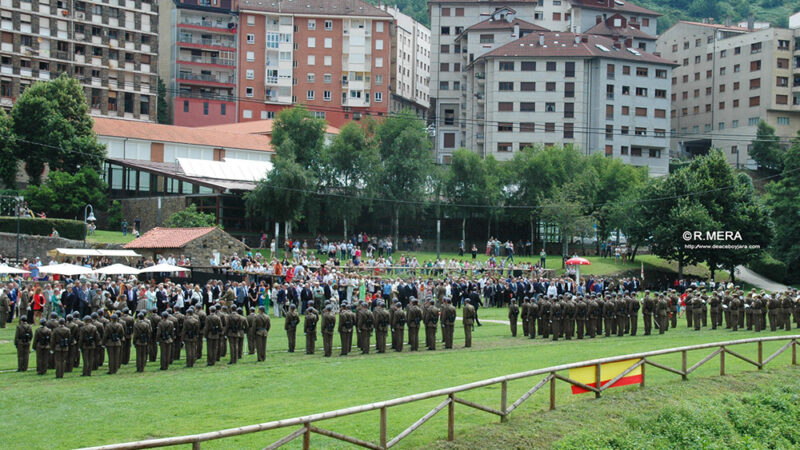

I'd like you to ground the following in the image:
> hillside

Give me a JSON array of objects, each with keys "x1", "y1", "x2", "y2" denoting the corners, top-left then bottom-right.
[{"x1": 370, "y1": 0, "x2": 799, "y2": 32}]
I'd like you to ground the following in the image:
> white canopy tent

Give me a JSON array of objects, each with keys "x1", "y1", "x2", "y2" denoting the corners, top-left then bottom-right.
[
  {"x1": 38, "y1": 263, "x2": 95, "y2": 276},
  {"x1": 138, "y1": 264, "x2": 191, "y2": 274},
  {"x1": 48, "y1": 248, "x2": 142, "y2": 258},
  {"x1": 93, "y1": 264, "x2": 141, "y2": 276},
  {"x1": 0, "y1": 265, "x2": 30, "y2": 275}
]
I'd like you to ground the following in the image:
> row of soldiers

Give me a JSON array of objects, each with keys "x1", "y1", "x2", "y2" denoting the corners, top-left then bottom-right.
[
  {"x1": 13, "y1": 295, "x2": 481, "y2": 376},
  {"x1": 505, "y1": 289, "x2": 800, "y2": 341}
]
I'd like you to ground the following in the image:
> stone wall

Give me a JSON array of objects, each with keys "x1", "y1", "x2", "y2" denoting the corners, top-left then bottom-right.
[
  {"x1": 0, "y1": 232, "x2": 121, "y2": 261},
  {"x1": 133, "y1": 228, "x2": 247, "y2": 269},
  {"x1": 118, "y1": 196, "x2": 188, "y2": 234}
]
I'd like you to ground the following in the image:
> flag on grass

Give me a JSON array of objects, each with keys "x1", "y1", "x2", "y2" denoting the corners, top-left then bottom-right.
[{"x1": 568, "y1": 359, "x2": 643, "y2": 394}]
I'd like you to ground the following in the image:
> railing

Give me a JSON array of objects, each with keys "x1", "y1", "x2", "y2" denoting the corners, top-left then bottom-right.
[
  {"x1": 178, "y1": 55, "x2": 235, "y2": 66},
  {"x1": 176, "y1": 36, "x2": 236, "y2": 49},
  {"x1": 81, "y1": 336, "x2": 800, "y2": 450}
]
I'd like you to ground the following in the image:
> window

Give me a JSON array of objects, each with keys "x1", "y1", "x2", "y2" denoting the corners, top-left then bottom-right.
[
  {"x1": 564, "y1": 103, "x2": 574, "y2": 118},
  {"x1": 520, "y1": 82, "x2": 535, "y2": 92},
  {"x1": 776, "y1": 95, "x2": 788, "y2": 105},
  {"x1": 307, "y1": 90, "x2": 315, "y2": 100},
  {"x1": 545, "y1": 102, "x2": 555, "y2": 112},
  {"x1": 245, "y1": 87, "x2": 254, "y2": 97},
  {"x1": 497, "y1": 122, "x2": 512, "y2": 132},
  {"x1": 750, "y1": 42, "x2": 761, "y2": 53},
  {"x1": 479, "y1": 34, "x2": 494, "y2": 44},
  {"x1": 635, "y1": 107, "x2": 647, "y2": 117},
  {"x1": 440, "y1": 44, "x2": 450, "y2": 54},
  {"x1": 498, "y1": 102, "x2": 513, "y2": 112},
  {"x1": 749, "y1": 96, "x2": 760, "y2": 107},
  {"x1": 546, "y1": 61, "x2": 556, "y2": 72},
  {"x1": 748, "y1": 117, "x2": 759, "y2": 126},
  {"x1": 635, "y1": 127, "x2": 646, "y2": 136},
  {"x1": 375, "y1": 75, "x2": 382, "y2": 85},
  {"x1": 443, "y1": 133, "x2": 455, "y2": 148},
  {"x1": 455, "y1": 7, "x2": 464, "y2": 16},
  {"x1": 719, "y1": 67, "x2": 726, "y2": 75},
  {"x1": 635, "y1": 67, "x2": 648, "y2": 77},
  {"x1": 621, "y1": 106, "x2": 629, "y2": 115},
  {"x1": 521, "y1": 61, "x2": 536, "y2": 71},
  {"x1": 308, "y1": 55, "x2": 315, "y2": 65},
  {"x1": 441, "y1": 26, "x2": 450, "y2": 35},
  {"x1": 439, "y1": 81, "x2": 449, "y2": 90},
  {"x1": 778, "y1": 40, "x2": 790, "y2": 50},
  {"x1": 606, "y1": 104, "x2": 615, "y2": 119},
  {"x1": 325, "y1": 20, "x2": 333, "y2": 30},
  {"x1": 376, "y1": 22, "x2": 384, "y2": 33},
  {"x1": 221, "y1": 104, "x2": 226, "y2": 115},
  {"x1": 565, "y1": 82, "x2": 574, "y2": 98},
  {"x1": 622, "y1": 86, "x2": 630, "y2": 95},
  {"x1": 553, "y1": 12, "x2": 561, "y2": 21},
  {"x1": 750, "y1": 78, "x2": 761, "y2": 89},
  {"x1": 649, "y1": 149, "x2": 661, "y2": 158},
  {"x1": 376, "y1": 39, "x2": 383, "y2": 50},
  {"x1": 324, "y1": 55, "x2": 332, "y2": 66},
  {"x1": 520, "y1": 123, "x2": 535, "y2": 132},
  {"x1": 565, "y1": 62, "x2": 575, "y2": 77},
  {"x1": 247, "y1": 34, "x2": 255, "y2": 44},
  {"x1": 563, "y1": 123, "x2": 574, "y2": 139},
  {"x1": 246, "y1": 51, "x2": 255, "y2": 62},
  {"x1": 545, "y1": 123, "x2": 556, "y2": 133},
  {"x1": 605, "y1": 125, "x2": 613, "y2": 139},
  {"x1": 521, "y1": 102, "x2": 536, "y2": 112},
  {"x1": 183, "y1": 100, "x2": 189, "y2": 113},
  {"x1": 246, "y1": 69, "x2": 255, "y2": 80},
  {"x1": 247, "y1": 15, "x2": 255, "y2": 26},
  {"x1": 499, "y1": 61, "x2": 515, "y2": 71},
  {"x1": 732, "y1": 120, "x2": 738, "y2": 128},
  {"x1": 621, "y1": 126, "x2": 629, "y2": 135},
  {"x1": 607, "y1": 64, "x2": 615, "y2": 78},
  {"x1": 719, "y1": 102, "x2": 725, "y2": 110},
  {"x1": 655, "y1": 69, "x2": 667, "y2": 79},
  {"x1": 375, "y1": 57, "x2": 383, "y2": 68},
  {"x1": 622, "y1": 65, "x2": 631, "y2": 75},
  {"x1": 307, "y1": 73, "x2": 315, "y2": 83},
  {"x1": 497, "y1": 143, "x2": 513, "y2": 152},
  {"x1": 777, "y1": 58, "x2": 789, "y2": 69},
  {"x1": 777, "y1": 116, "x2": 789, "y2": 125},
  {"x1": 307, "y1": 37, "x2": 316, "y2": 48},
  {"x1": 308, "y1": 19, "x2": 316, "y2": 30},
  {"x1": 734, "y1": 46, "x2": 741, "y2": 55},
  {"x1": 654, "y1": 89, "x2": 666, "y2": 98},
  {"x1": 720, "y1": 49, "x2": 727, "y2": 58},
  {"x1": 375, "y1": 92, "x2": 382, "y2": 102},
  {"x1": 546, "y1": 82, "x2": 556, "y2": 92},
  {"x1": 440, "y1": 63, "x2": 449, "y2": 72},
  {"x1": 734, "y1": 64, "x2": 740, "y2": 73},
  {"x1": 718, "y1": 122, "x2": 725, "y2": 130},
  {"x1": 203, "y1": 102, "x2": 209, "y2": 115},
  {"x1": 733, "y1": 82, "x2": 740, "y2": 90},
  {"x1": 441, "y1": 7, "x2": 450, "y2": 16},
  {"x1": 750, "y1": 60, "x2": 761, "y2": 71},
  {"x1": 635, "y1": 87, "x2": 648, "y2": 96},
  {"x1": 731, "y1": 145, "x2": 738, "y2": 154},
  {"x1": 733, "y1": 99, "x2": 739, "y2": 108},
  {"x1": 776, "y1": 76, "x2": 788, "y2": 87},
  {"x1": 719, "y1": 84, "x2": 725, "y2": 93},
  {"x1": 498, "y1": 82, "x2": 514, "y2": 91},
  {"x1": 654, "y1": 109, "x2": 666, "y2": 118}
]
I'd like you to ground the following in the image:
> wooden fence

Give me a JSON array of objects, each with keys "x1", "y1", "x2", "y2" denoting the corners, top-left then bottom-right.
[{"x1": 83, "y1": 335, "x2": 800, "y2": 450}]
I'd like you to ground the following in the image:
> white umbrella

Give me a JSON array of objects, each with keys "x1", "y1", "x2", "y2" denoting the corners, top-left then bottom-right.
[
  {"x1": 38, "y1": 263, "x2": 95, "y2": 276},
  {"x1": 138, "y1": 263, "x2": 191, "y2": 274},
  {"x1": 93, "y1": 264, "x2": 141, "y2": 276},
  {"x1": 0, "y1": 264, "x2": 30, "y2": 275}
]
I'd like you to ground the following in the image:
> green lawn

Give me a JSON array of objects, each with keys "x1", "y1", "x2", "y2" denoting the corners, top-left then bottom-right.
[
  {"x1": 86, "y1": 229, "x2": 135, "y2": 245},
  {"x1": 0, "y1": 311, "x2": 797, "y2": 449}
]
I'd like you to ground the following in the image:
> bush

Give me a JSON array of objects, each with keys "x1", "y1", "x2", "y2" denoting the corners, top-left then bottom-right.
[
  {"x1": 747, "y1": 251, "x2": 788, "y2": 283},
  {"x1": 0, "y1": 216, "x2": 86, "y2": 240}
]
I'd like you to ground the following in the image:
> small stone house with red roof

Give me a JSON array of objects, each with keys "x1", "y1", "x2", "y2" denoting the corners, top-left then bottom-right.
[{"x1": 124, "y1": 227, "x2": 247, "y2": 269}]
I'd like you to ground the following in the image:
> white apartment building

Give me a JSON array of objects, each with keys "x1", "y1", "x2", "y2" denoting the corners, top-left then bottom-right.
[
  {"x1": 380, "y1": 4, "x2": 430, "y2": 117},
  {"x1": 656, "y1": 20, "x2": 800, "y2": 168}
]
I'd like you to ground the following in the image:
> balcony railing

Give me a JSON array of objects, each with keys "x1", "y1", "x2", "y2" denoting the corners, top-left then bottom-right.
[
  {"x1": 179, "y1": 55, "x2": 235, "y2": 66},
  {"x1": 177, "y1": 36, "x2": 236, "y2": 49},
  {"x1": 178, "y1": 73, "x2": 235, "y2": 84},
  {"x1": 179, "y1": 17, "x2": 237, "y2": 32}
]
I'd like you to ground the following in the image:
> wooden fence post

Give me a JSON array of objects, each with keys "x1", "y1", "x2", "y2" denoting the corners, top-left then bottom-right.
[
  {"x1": 758, "y1": 341, "x2": 763, "y2": 370},
  {"x1": 192, "y1": 442, "x2": 201, "y2": 450},
  {"x1": 448, "y1": 394, "x2": 455, "y2": 441},
  {"x1": 594, "y1": 363, "x2": 601, "y2": 398},
  {"x1": 380, "y1": 407, "x2": 387, "y2": 449},
  {"x1": 793, "y1": 340, "x2": 797, "y2": 366},
  {"x1": 500, "y1": 381, "x2": 508, "y2": 423},
  {"x1": 720, "y1": 346, "x2": 725, "y2": 376},
  {"x1": 549, "y1": 373, "x2": 556, "y2": 411},
  {"x1": 303, "y1": 422, "x2": 311, "y2": 450},
  {"x1": 640, "y1": 359, "x2": 646, "y2": 388},
  {"x1": 681, "y1": 350, "x2": 688, "y2": 380}
]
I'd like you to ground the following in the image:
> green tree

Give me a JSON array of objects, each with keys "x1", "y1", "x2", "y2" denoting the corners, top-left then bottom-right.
[
  {"x1": 0, "y1": 109, "x2": 17, "y2": 188},
  {"x1": 765, "y1": 131, "x2": 800, "y2": 282},
  {"x1": 444, "y1": 149, "x2": 503, "y2": 245},
  {"x1": 165, "y1": 203, "x2": 218, "y2": 228},
  {"x1": 156, "y1": 78, "x2": 169, "y2": 124},
  {"x1": 270, "y1": 106, "x2": 327, "y2": 171},
  {"x1": 23, "y1": 167, "x2": 108, "y2": 219},
  {"x1": 539, "y1": 185, "x2": 593, "y2": 267},
  {"x1": 373, "y1": 109, "x2": 434, "y2": 247},
  {"x1": 749, "y1": 120, "x2": 783, "y2": 172},
  {"x1": 11, "y1": 75, "x2": 106, "y2": 185},
  {"x1": 107, "y1": 200, "x2": 123, "y2": 230}
]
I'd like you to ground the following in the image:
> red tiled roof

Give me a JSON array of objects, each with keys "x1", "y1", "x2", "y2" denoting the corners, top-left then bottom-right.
[
  {"x1": 239, "y1": 0, "x2": 391, "y2": 17},
  {"x1": 464, "y1": 17, "x2": 549, "y2": 33},
  {"x1": 198, "y1": 120, "x2": 341, "y2": 136},
  {"x1": 93, "y1": 118, "x2": 272, "y2": 152},
  {"x1": 570, "y1": 0, "x2": 661, "y2": 17},
  {"x1": 480, "y1": 32, "x2": 675, "y2": 65},
  {"x1": 124, "y1": 227, "x2": 217, "y2": 249},
  {"x1": 584, "y1": 17, "x2": 657, "y2": 40}
]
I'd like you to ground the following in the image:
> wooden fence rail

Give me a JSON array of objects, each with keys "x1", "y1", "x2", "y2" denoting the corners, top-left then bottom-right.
[{"x1": 82, "y1": 335, "x2": 800, "y2": 450}]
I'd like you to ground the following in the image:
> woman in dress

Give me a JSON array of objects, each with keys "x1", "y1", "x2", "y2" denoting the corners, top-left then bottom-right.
[{"x1": 32, "y1": 287, "x2": 45, "y2": 323}]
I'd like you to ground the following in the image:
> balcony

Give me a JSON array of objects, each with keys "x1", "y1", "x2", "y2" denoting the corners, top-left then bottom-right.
[
  {"x1": 178, "y1": 55, "x2": 236, "y2": 67},
  {"x1": 476, "y1": 133, "x2": 485, "y2": 141},
  {"x1": 177, "y1": 35, "x2": 236, "y2": 50},
  {"x1": 475, "y1": 72, "x2": 485, "y2": 80},
  {"x1": 177, "y1": 73, "x2": 235, "y2": 86},
  {"x1": 178, "y1": 17, "x2": 237, "y2": 33},
  {"x1": 39, "y1": 71, "x2": 50, "y2": 80}
]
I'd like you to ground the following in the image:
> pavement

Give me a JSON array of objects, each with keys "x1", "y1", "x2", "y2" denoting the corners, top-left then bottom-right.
[{"x1": 734, "y1": 265, "x2": 789, "y2": 292}]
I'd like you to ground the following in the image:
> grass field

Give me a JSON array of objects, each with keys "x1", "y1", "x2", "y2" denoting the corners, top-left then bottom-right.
[
  {"x1": 86, "y1": 230, "x2": 135, "y2": 245},
  {"x1": 1, "y1": 307, "x2": 797, "y2": 449}
]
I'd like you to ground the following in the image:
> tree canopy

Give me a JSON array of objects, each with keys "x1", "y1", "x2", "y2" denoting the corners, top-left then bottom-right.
[{"x1": 165, "y1": 203, "x2": 218, "y2": 228}]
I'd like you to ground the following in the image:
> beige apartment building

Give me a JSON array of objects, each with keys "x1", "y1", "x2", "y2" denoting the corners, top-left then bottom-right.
[{"x1": 657, "y1": 20, "x2": 800, "y2": 168}]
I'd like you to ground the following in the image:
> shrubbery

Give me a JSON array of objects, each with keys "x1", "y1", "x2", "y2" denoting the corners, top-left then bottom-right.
[
  {"x1": 0, "y1": 216, "x2": 86, "y2": 240},
  {"x1": 748, "y1": 251, "x2": 788, "y2": 284}
]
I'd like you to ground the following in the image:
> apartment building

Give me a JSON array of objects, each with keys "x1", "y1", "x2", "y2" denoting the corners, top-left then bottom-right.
[
  {"x1": 462, "y1": 30, "x2": 672, "y2": 176},
  {"x1": 656, "y1": 20, "x2": 800, "y2": 167},
  {"x1": 379, "y1": 4, "x2": 430, "y2": 118},
  {"x1": 0, "y1": 0, "x2": 158, "y2": 120},
  {"x1": 429, "y1": 0, "x2": 661, "y2": 162},
  {"x1": 157, "y1": 0, "x2": 238, "y2": 126},
  {"x1": 235, "y1": 0, "x2": 392, "y2": 128}
]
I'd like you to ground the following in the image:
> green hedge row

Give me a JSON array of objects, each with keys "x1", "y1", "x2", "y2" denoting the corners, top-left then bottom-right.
[
  {"x1": 0, "y1": 216, "x2": 86, "y2": 240},
  {"x1": 747, "y1": 251, "x2": 788, "y2": 284}
]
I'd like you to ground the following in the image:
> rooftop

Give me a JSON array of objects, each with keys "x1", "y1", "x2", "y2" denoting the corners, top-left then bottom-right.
[
  {"x1": 198, "y1": 119, "x2": 341, "y2": 136},
  {"x1": 108, "y1": 157, "x2": 272, "y2": 192},
  {"x1": 239, "y1": 0, "x2": 392, "y2": 18},
  {"x1": 93, "y1": 118, "x2": 272, "y2": 153},
  {"x1": 677, "y1": 20, "x2": 750, "y2": 32},
  {"x1": 570, "y1": 0, "x2": 661, "y2": 17},
  {"x1": 463, "y1": 17, "x2": 549, "y2": 33},
  {"x1": 584, "y1": 15, "x2": 657, "y2": 40},
  {"x1": 124, "y1": 227, "x2": 217, "y2": 249}
]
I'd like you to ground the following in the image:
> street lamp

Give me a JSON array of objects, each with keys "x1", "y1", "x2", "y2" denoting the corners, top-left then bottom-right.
[{"x1": 84, "y1": 204, "x2": 96, "y2": 248}]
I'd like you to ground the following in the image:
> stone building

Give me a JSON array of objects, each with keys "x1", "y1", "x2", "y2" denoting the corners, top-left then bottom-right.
[{"x1": 124, "y1": 226, "x2": 247, "y2": 269}]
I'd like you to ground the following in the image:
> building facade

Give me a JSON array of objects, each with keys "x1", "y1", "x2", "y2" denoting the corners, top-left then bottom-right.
[
  {"x1": 234, "y1": 0, "x2": 393, "y2": 128},
  {"x1": 379, "y1": 4, "x2": 430, "y2": 118},
  {"x1": 1, "y1": 0, "x2": 159, "y2": 120},
  {"x1": 157, "y1": 0, "x2": 239, "y2": 127},
  {"x1": 428, "y1": 0, "x2": 661, "y2": 162},
  {"x1": 656, "y1": 20, "x2": 800, "y2": 167},
  {"x1": 465, "y1": 31, "x2": 672, "y2": 176}
]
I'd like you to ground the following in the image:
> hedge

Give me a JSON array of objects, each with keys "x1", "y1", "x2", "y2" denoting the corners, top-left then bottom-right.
[
  {"x1": 747, "y1": 251, "x2": 788, "y2": 284},
  {"x1": 0, "y1": 216, "x2": 86, "y2": 240}
]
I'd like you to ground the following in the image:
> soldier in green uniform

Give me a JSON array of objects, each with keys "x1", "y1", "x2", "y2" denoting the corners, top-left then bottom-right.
[
  {"x1": 285, "y1": 304, "x2": 300, "y2": 353},
  {"x1": 391, "y1": 301, "x2": 406, "y2": 352},
  {"x1": 67, "y1": 313, "x2": 81, "y2": 370},
  {"x1": 782, "y1": 294, "x2": 793, "y2": 331},
  {"x1": 304, "y1": 301, "x2": 318, "y2": 355},
  {"x1": 550, "y1": 297, "x2": 563, "y2": 341},
  {"x1": 195, "y1": 304, "x2": 206, "y2": 360},
  {"x1": 338, "y1": 302, "x2": 354, "y2": 356},
  {"x1": 218, "y1": 306, "x2": 229, "y2": 359},
  {"x1": 655, "y1": 295, "x2": 668, "y2": 335},
  {"x1": 0, "y1": 288, "x2": 9, "y2": 328},
  {"x1": 94, "y1": 311, "x2": 109, "y2": 370},
  {"x1": 51, "y1": 319, "x2": 71, "y2": 378},
  {"x1": 204, "y1": 306, "x2": 223, "y2": 364},
  {"x1": 133, "y1": 312, "x2": 152, "y2": 372},
  {"x1": 169, "y1": 309, "x2": 183, "y2": 363},
  {"x1": 147, "y1": 309, "x2": 160, "y2": 362},
  {"x1": 602, "y1": 296, "x2": 614, "y2": 337},
  {"x1": 406, "y1": 298, "x2": 422, "y2": 351},
  {"x1": 34, "y1": 319, "x2": 51, "y2": 375},
  {"x1": 508, "y1": 299, "x2": 519, "y2": 337},
  {"x1": 768, "y1": 295, "x2": 781, "y2": 331},
  {"x1": 730, "y1": 296, "x2": 741, "y2": 331},
  {"x1": 254, "y1": 306, "x2": 270, "y2": 361},
  {"x1": 14, "y1": 317, "x2": 33, "y2": 372},
  {"x1": 528, "y1": 298, "x2": 539, "y2": 339},
  {"x1": 668, "y1": 291, "x2": 678, "y2": 329},
  {"x1": 709, "y1": 293, "x2": 721, "y2": 330},
  {"x1": 120, "y1": 308, "x2": 135, "y2": 365},
  {"x1": 227, "y1": 308, "x2": 245, "y2": 364},
  {"x1": 321, "y1": 305, "x2": 335, "y2": 357},
  {"x1": 575, "y1": 297, "x2": 587, "y2": 339},
  {"x1": 520, "y1": 298, "x2": 530, "y2": 337},
  {"x1": 246, "y1": 306, "x2": 257, "y2": 355},
  {"x1": 105, "y1": 314, "x2": 125, "y2": 374},
  {"x1": 374, "y1": 301, "x2": 390, "y2": 353},
  {"x1": 616, "y1": 295, "x2": 628, "y2": 337},
  {"x1": 692, "y1": 295, "x2": 704, "y2": 331},
  {"x1": 157, "y1": 311, "x2": 174, "y2": 370},
  {"x1": 563, "y1": 296, "x2": 576, "y2": 340},
  {"x1": 685, "y1": 290, "x2": 694, "y2": 329},
  {"x1": 424, "y1": 299, "x2": 439, "y2": 350},
  {"x1": 540, "y1": 297, "x2": 551, "y2": 339},
  {"x1": 440, "y1": 298, "x2": 456, "y2": 349},
  {"x1": 627, "y1": 295, "x2": 639, "y2": 336},
  {"x1": 587, "y1": 296, "x2": 599, "y2": 338},
  {"x1": 182, "y1": 308, "x2": 201, "y2": 368},
  {"x1": 79, "y1": 316, "x2": 99, "y2": 376},
  {"x1": 462, "y1": 298, "x2": 476, "y2": 348},
  {"x1": 750, "y1": 295, "x2": 762, "y2": 332}
]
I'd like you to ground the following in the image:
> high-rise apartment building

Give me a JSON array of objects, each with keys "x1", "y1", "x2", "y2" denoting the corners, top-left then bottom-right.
[
  {"x1": 379, "y1": 4, "x2": 430, "y2": 118},
  {"x1": 158, "y1": 0, "x2": 238, "y2": 126},
  {"x1": 1, "y1": 0, "x2": 159, "y2": 120},
  {"x1": 657, "y1": 20, "x2": 800, "y2": 167},
  {"x1": 429, "y1": 0, "x2": 661, "y2": 163},
  {"x1": 235, "y1": 0, "x2": 393, "y2": 128}
]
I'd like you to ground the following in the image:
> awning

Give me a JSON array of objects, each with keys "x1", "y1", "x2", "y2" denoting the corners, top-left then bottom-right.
[{"x1": 48, "y1": 248, "x2": 142, "y2": 258}]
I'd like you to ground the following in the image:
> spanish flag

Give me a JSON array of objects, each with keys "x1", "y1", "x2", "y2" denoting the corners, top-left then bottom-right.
[{"x1": 568, "y1": 359, "x2": 643, "y2": 394}]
